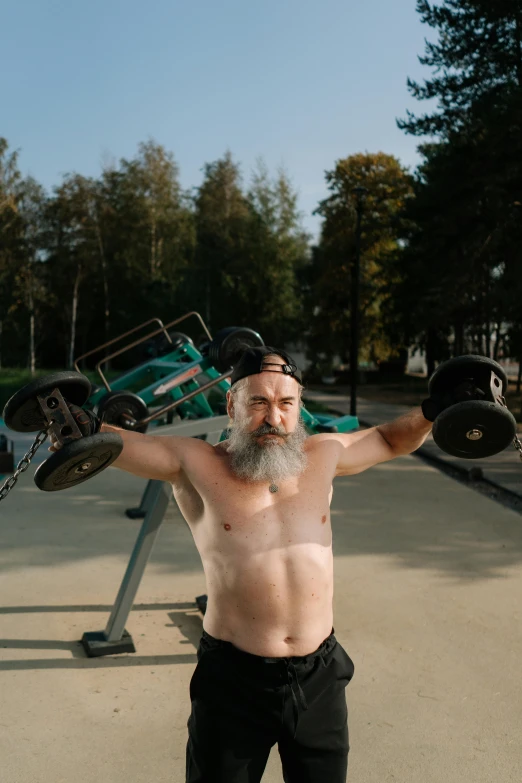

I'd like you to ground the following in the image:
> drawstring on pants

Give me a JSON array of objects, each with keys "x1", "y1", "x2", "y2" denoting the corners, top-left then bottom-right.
[{"x1": 287, "y1": 661, "x2": 309, "y2": 739}]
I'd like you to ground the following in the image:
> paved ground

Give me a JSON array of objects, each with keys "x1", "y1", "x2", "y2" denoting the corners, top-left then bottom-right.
[{"x1": 1, "y1": 409, "x2": 522, "y2": 781}]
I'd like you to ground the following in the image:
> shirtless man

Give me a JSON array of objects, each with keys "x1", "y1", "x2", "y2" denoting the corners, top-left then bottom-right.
[{"x1": 52, "y1": 346, "x2": 432, "y2": 782}]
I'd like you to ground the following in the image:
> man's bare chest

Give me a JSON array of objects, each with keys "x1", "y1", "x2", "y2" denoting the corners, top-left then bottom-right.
[{"x1": 172, "y1": 446, "x2": 335, "y2": 546}]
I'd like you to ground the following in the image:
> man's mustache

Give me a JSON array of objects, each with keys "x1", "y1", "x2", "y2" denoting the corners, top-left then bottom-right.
[{"x1": 251, "y1": 423, "x2": 288, "y2": 438}]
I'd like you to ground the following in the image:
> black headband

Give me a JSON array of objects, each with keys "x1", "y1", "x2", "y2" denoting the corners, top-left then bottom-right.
[{"x1": 230, "y1": 346, "x2": 302, "y2": 387}]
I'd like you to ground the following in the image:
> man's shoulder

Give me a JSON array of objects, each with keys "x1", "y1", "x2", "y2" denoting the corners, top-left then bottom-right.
[
  {"x1": 161, "y1": 433, "x2": 219, "y2": 458},
  {"x1": 305, "y1": 432, "x2": 344, "y2": 451}
]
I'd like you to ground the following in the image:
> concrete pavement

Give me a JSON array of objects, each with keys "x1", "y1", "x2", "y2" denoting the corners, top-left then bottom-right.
[{"x1": 0, "y1": 416, "x2": 522, "y2": 781}]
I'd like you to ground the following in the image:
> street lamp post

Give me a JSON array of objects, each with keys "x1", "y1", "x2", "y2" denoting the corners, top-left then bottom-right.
[{"x1": 350, "y1": 186, "x2": 368, "y2": 417}]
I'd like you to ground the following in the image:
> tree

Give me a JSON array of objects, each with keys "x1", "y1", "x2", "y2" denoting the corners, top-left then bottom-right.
[
  {"x1": 45, "y1": 175, "x2": 101, "y2": 367},
  {"x1": 187, "y1": 154, "x2": 310, "y2": 345},
  {"x1": 310, "y1": 153, "x2": 414, "y2": 370},
  {"x1": 191, "y1": 152, "x2": 251, "y2": 330},
  {"x1": 398, "y1": 0, "x2": 522, "y2": 139},
  {"x1": 0, "y1": 139, "x2": 36, "y2": 369},
  {"x1": 395, "y1": 0, "x2": 522, "y2": 370},
  {"x1": 246, "y1": 161, "x2": 310, "y2": 344},
  {"x1": 118, "y1": 140, "x2": 193, "y2": 284},
  {"x1": 17, "y1": 177, "x2": 47, "y2": 374},
  {"x1": 57, "y1": 142, "x2": 196, "y2": 368}
]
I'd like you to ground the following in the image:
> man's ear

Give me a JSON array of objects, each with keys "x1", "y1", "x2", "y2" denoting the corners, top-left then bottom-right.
[{"x1": 226, "y1": 390, "x2": 234, "y2": 421}]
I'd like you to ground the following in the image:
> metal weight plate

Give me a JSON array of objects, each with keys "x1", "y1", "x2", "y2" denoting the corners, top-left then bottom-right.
[
  {"x1": 144, "y1": 330, "x2": 194, "y2": 359},
  {"x1": 34, "y1": 433, "x2": 123, "y2": 491},
  {"x1": 94, "y1": 391, "x2": 149, "y2": 433},
  {"x1": 207, "y1": 327, "x2": 264, "y2": 373},
  {"x1": 3, "y1": 371, "x2": 92, "y2": 433},
  {"x1": 432, "y1": 400, "x2": 517, "y2": 459},
  {"x1": 163, "y1": 330, "x2": 194, "y2": 352},
  {"x1": 428, "y1": 355, "x2": 508, "y2": 399}
]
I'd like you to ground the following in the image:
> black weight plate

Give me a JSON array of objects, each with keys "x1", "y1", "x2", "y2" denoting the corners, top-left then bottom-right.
[
  {"x1": 432, "y1": 400, "x2": 516, "y2": 459},
  {"x1": 165, "y1": 330, "x2": 194, "y2": 351},
  {"x1": 144, "y1": 330, "x2": 194, "y2": 359},
  {"x1": 208, "y1": 327, "x2": 264, "y2": 373},
  {"x1": 94, "y1": 391, "x2": 149, "y2": 433},
  {"x1": 429, "y1": 355, "x2": 508, "y2": 398},
  {"x1": 34, "y1": 433, "x2": 123, "y2": 491},
  {"x1": 3, "y1": 371, "x2": 92, "y2": 433}
]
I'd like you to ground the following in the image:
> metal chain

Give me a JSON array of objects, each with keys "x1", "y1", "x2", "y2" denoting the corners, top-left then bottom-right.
[
  {"x1": 499, "y1": 396, "x2": 522, "y2": 462},
  {"x1": 0, "y1": 428, "x2": 50, "y2": 502}
]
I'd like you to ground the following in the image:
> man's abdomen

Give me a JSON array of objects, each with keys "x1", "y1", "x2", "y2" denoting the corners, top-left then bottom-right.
[{"x1": 201, "y1": 545, "x2": 334, "y2": 657}]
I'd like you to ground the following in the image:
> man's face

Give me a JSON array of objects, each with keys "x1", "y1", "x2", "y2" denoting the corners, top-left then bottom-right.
[
  {"x1": 225, "y1": 356, "x2": 308, "y2": 483},
  {"x1": 228, "y1": 358, "x2": 300, "y2": 437}
]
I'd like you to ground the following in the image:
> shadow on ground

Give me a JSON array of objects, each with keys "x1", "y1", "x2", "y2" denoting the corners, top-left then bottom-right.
[{"x1": 0, "y1": 603, "x2": 203, "y2": 671}]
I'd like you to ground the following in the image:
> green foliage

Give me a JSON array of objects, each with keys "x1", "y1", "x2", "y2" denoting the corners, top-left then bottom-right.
[
  {"x1": 398, "y1": 0, "x2": 522, "y2": 138},
  {"x1": 185, "y1": 152, "x2": 309, "y2": 345},
  {"x1": 0, "y1": 140, "x2": 309, "y2": 372},
  {"x1": 308, "y1": 153, "x2": 414, "y2": 368},
  {"x1": 394, "y1": 0, "x2": 522, "y2": 371}
]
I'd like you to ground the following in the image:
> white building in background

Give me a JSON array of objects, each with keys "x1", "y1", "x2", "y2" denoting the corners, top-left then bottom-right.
[
  {"x1": 405, "y1": 342, "x2": 520, "y2": 379},
  {"x1": 285, "y1": 342, "x2": 312, "y2": 375},
  {"x1": 407, "y1": 346, "x2": 427, "y2": 375}
]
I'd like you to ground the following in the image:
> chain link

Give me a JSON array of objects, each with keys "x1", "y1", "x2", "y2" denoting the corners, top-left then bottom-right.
[
  {"x1": 0, "y1": 428, "x2": 50, "y2": 502},
  {"x1": 499, "y1": 396, "x2": 522, "y2": 461}
]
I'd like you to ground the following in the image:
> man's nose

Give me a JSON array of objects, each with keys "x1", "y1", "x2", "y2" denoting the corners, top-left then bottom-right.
[{"x1": 264, "y1": 406, "x2": 282, "y2": 428}]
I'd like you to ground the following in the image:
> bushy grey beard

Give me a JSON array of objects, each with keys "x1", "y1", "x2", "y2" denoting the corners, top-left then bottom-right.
[{"x1": 227, "y1": 415, "x2": 308, "y2": 483}]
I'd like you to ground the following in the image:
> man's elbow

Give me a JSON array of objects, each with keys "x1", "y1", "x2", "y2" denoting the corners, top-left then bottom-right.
[{"x1": 376, "y1": 427, "x2": 429, "y2": 458}]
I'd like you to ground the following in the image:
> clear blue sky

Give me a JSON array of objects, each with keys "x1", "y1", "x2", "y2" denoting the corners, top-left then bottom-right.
[{"x1": 2, "y1": 0, "x2": 431, "y2": 237}]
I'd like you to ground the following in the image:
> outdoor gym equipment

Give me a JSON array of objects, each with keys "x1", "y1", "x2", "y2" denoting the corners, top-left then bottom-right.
[
  {"x1": 421, "y1": 355, "x2": 520, "y2": 460},
  {"x1": 77, "y1": 313, "x2": 265, "y2": 430},
  {"x1": 2, "y1": 371, "x2": 123, "y2": 492},
  {"x1": 0, "y1": 311, "x2": 359, "y2": 501},
  {"x1": 76, "y1": 312, "x2": 355, "y2": 436}
]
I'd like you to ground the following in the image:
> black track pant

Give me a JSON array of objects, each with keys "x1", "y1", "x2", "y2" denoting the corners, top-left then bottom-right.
[{"x1": 185, "y1": 627, "x2": 355, "y2": 782}]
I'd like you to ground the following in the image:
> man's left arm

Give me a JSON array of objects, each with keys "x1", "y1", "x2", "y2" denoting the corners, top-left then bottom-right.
[{"x1": 328, "y1": 407, "x2": 432, "y2": 476}]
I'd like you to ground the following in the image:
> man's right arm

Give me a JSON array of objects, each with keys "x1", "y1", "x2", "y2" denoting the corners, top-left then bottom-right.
[
  {"x1": 48, "y1": 405, "x2": 186, "y2": 483},
  {"x1": 100, "y1": 424, "x2": 183, "y2": 482}
]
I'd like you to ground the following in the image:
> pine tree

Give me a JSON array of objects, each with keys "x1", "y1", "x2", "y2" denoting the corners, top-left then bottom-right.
[
  {"x1": 399, "y1": 0, "x2": 522, "y2": 138},
  {"x1": 394, "y1": 0, "x2": 522, "y2": 367}
]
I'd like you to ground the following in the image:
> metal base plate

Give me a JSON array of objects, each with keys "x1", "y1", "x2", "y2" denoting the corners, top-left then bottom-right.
[
  {"x1": 81, "y1": 630, "x2": 136, "y2": 658},
  {"x1": 125, "y1": 507, "x2": 147, "y2": 519}
]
